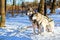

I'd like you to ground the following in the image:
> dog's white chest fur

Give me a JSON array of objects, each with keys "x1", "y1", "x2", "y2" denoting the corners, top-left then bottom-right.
[{"x1": 32, "y1": 15, "x2": 36, "y2": 20}]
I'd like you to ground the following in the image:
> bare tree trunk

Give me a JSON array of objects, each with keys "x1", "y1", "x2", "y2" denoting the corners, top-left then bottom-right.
[
  {"x1": 0, "y1": 0, "x2": 6, "y2": 27},
  {"x1": 34, "y1": 0, "x2": 38, "y2": 5},
  {"x1": 49, "y1": 0, "x2": 51, "y2": 3},
  {"x1": 51, "y1": 0, "x2": 56, "y2": 13},
  {"x1": 5, "y1": 0, "x2": 6, "y2": 16},
  {"x1": 12, "y1": 5, "x2": 14, "y2": 17},
  {"x1": 38, "y1": 0, "x2": 44, "y2": 15},
  {"x1": 49, "y1": 0, "x2": 52, "y2": 6},
  {"x1": 58, "y1": 0, "x2": 60, "y2": 7},
  {"x1": 17, "y1": 3, "x2": 19, "y2": 15},
  {"x1": 12, "y1": 0, "x2": 15, "y2": 17},
  {"x1": 44, "y1": 0, "x2": 47, "y2": 16},
  {"x1": 0, "y1": 0, "x2": 1, "y2": 24}
]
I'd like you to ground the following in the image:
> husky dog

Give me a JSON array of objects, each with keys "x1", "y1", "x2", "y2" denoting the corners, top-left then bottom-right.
[
  {"x1": 32, "y1": 13, "x2": 54, "y2": 34},
  {"x1": 27, "y1": 8, "x2": 54, "y2": 34}
]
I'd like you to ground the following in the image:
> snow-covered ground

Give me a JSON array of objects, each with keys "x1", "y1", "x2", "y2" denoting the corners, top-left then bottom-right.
[{"x1": 0, "y1": 8, "x2": 60, "y2": 40}]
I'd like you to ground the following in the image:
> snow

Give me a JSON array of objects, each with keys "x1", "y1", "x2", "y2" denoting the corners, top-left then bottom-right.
[
  {"x1": 0, "y1": 8, "x2": 60, "y2": 40},
  {"x1": 56, "y1": 8, "x2": 60, "y2": 14},
  {"x1": 30, "y1": 27, "x2": 60, "y2": 40}
]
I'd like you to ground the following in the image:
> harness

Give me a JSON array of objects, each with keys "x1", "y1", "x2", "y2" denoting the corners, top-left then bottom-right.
[
  {"x1": 42, "y1": 15, "x2": 53, "y2": 22},
  {"x1": 44, "y1": 16, "x2": 53, "y2": 22}
]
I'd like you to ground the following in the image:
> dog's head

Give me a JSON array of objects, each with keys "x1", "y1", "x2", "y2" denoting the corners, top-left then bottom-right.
[{"x1": 27, "y1": 8, "x2": 35, "y2": 16}]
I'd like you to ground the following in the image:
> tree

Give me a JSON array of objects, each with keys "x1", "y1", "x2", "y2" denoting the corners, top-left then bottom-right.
[
  {"x1": 44, "y1": 0, "x2": 47, "y2": 16},
  {"x1": 33, "y1": 0, "x2": 38, "y2": 6},
  {"x1": 0, "y1": 0, "x2": 6, "y2": 27},
  {"x1": 38, "y1": 0, "x2": 44, "y2": 15},
  {"x1": 0, "y1": 1, "x2": 1, "y2": 23},
  {"x1": 5, "y1": 0, "x2": 6, "y2": 15},
  {"x1": 21, "y1": 1, "x2": 25, "y2": 16},
  {"x1": 51, "y1": 0, "x2": 56, "y2": 13},
  {"x1": 12, "y1": 0, "x2": 16, "y2": 17},
  {"x1": 58, "y1": 0, "x2": 60, "y2": 7},
  {"x1": 49, "y1": 0, "x2": 51, "y2": 3}
]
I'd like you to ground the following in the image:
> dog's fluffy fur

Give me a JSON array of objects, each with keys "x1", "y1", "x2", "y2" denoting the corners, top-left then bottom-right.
[
  {"x1": 27, "y1": 8, "x2": 54, "y2": 34},
  {"x1": 32, "y1": 13, "x2": 54, "y2": 34}
]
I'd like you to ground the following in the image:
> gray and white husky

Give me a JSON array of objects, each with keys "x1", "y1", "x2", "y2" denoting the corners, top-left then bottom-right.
[{"x1": 27, "y1": 8, "x2": 54, "y2": 34}]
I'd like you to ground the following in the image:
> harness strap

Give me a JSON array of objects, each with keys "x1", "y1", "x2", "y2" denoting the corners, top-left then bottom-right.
[{"x1": 43, "y1": 16, "x2": 53, "y2": 22}]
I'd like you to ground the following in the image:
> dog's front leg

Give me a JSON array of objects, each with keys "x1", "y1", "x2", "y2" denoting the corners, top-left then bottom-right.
[
  {"x1": 37, "y1": 22, "x2": 41, "y2": 34},
  {"x1": 38, "y1": 25, "x2": 41, "y2": 34},
  {"x1": 32, "y1": 23, "x2": 36, "y2": 34}
]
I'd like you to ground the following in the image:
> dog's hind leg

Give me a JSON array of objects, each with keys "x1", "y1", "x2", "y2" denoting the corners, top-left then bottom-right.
[
  {"x1": 42, "y1": 24, "x2": 47, "y2": 35},
  {"x1": 49, "y1": 21, "x2": 54, "y2": 34},
  {"x1": 46, "y1": 25, "x2": 50, "y2": 32}
]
